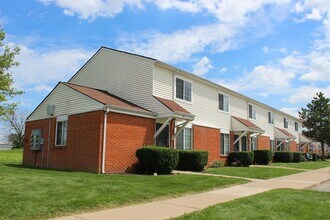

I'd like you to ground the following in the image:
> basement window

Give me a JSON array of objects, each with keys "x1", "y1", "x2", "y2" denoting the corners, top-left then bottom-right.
[
  {"x1": 55, "y1": 115, "x2": 68, "y2": 146},
  {"x1": 175, "y1": 77, "x2": 192, "y2": 102},
  {"x1": 176, "y1": 128, "x2": 192, "y2": 150}
]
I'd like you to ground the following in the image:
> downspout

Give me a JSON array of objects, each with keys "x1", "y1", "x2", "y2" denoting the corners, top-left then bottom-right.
[{"x1": 101, "y1": 106, "x2": 110, "y2": 174}]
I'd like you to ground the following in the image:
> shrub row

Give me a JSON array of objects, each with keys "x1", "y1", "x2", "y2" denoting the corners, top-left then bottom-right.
[
  {"x1": 274, "y1": 151, "x2": 293, "y2": 162},
  {"x1": 253, "y1": 150, "x2": 272, "y2": 165},
  {"x1": 227, "y1": 151, "x2": 254, "y2": 167},
  {"x1": 176, "y1": 150, "x2": 208, "y2": 172},
  {"x1": 136, "y1": 146, "x2": 209, "y2": 174}
]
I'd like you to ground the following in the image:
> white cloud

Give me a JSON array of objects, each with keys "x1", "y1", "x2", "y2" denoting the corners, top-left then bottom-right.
[
  {"x1": 299, "y1": 54, "x2": 330, "y2": 81},
  {"x1": 287, "y1": 85, "x2": 330, "y2": 104},
  {"x1": 280, "y1": 107, "x2": 299, "y2": 118},
  {"x1": 10, "y1": 44, "x2": 92, "y2": 89},
  {"x1": 218, "y1": 65, "x2": 295, "y2": 94},
  {"x1": 39, "y1": 0, "x2": 144, "y2": 20},
  {"x1": 262, "y1": 46, "x2": 269, "y2": 53},
  {"x1": 119, "y1": 0, "x2": 291, "y2": 63},
  {"x1": 220, "y1": 67, "x2": 227, "y2": 73},
  {"x1": 192, "y1": 56, "x2": 213, "y2": 76},
  {"x1": 29, "y1": 84, "x2": 54, "y2": 92}
]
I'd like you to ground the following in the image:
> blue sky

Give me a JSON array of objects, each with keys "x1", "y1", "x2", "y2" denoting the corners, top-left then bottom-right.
[{"x1": 1, "y1": 0, "x2": 329, "y2": 120}]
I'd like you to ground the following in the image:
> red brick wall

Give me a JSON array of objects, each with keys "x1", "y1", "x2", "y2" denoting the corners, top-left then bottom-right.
[
  {"x1": 289, "y1": 141, "x2": 298, "y2": 152},
  {"x1": 258, "y1": 135, "x2": 270, "y2": 150},
  {"x1": 23, "y1": 111, "x2": 104, "y2": 173},
  {"x1": 193, "y1": 125, "x2": 220, "y2": 162},
  {"x1": 105, "y1": 112, "x2": 155, "y2": 173}
]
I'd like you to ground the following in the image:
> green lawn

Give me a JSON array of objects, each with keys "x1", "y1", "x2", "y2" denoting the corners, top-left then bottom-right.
[
  {"x1": 176, "y1": 189, "x2": 330, "y2": 220},
  {"x1": 271, "y1": 161, "x2": 330, "y2": 170},
  {"x1": 0, "y1": 150, "x2": 247, "y2": 220},
  {"x1": 205, "y1": 167, "x2": 303, "y2": 179}
]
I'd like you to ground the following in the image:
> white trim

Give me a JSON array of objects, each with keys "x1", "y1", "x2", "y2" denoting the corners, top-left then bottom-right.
[
  {"x1": 248, "y1": 103, "x2": 257, "y2": 121},
  {"x1": 218, "y1": 91, "x2": 230, "y2": 113},
  {"x1": 174, "y1": 75, "x2": 193, "y2": 104},
  {"x1": 55, "y1": 119, "x2": 68, "y2": 147},
  {"x1": 56, "y1": 115, "x2": 68, "y2": 122},
  {"x1": 221, "y1": 129, "x2": 230, "y2": 134}
]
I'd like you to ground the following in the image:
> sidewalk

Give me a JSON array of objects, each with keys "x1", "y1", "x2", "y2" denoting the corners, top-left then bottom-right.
[{"x1": 55, "y1": 167, "x2": 330, "y2": 220}]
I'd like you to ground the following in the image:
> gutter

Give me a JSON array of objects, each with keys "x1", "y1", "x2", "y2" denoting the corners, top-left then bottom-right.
[{"x1": 101, "y1": 106, "x2": 110, "y2": 174}]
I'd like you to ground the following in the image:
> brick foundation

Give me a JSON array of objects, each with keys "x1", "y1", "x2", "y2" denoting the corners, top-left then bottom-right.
[
  {"x1": 193, "y1": 125, "x2": 221, "y2": 162},
  {"x1": 258, "y1": 135, "x2": 270, "y2": 150},
  {"x1": 105, "y1": 113, "x2": 155, "y2": 173},
  {"x1": 289, "y1": 141, "x2": 298, "y2": 152}
]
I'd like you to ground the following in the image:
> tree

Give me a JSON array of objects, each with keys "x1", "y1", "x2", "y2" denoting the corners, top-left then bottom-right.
[
  {"x1": 0, "y1": 26, "x2": 22, "y2": 117},
  {"x1": 299, "y1": 92, "x2": 330, "y2": 161},
  {"x1": 1, "y1": 109, "x2": 29, "y2": 149}
]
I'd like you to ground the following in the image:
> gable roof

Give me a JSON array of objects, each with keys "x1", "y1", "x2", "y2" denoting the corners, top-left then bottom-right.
[
  {"x1": 154, "y1": 96, "x2": 192, "y2": 115},
  {"x1": 63, "y1": 83, "x2": 151, "y2": 113},
  {"x1": 275, "y1": 127, "x2": 295, "y2": 138},
  {"x1": 232, "y1": 116, "x2": 263, "y2": 131}
]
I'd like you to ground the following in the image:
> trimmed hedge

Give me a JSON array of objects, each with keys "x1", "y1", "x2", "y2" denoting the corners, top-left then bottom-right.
[
  {"x1": 274, "y1": 151, "x2": 293, "y2": 163},
  {"x1": 176, "y1": 150, "x2": 208, "y2": 172},
  {"x1": 312, "y1": 153, "x2": 319, "y2": 161},
  {"x1": 228, "y1": 151, "x2": 254, "y2": 167},
  {"x1": 136, "y1": 146, "x2": 179, "y2": 174},
  {"x1": 253, "y1": 150, "x2": 272, "y2": 165},
  {"x1": 292, "y1": 152, "x2": 302, "y2": 163}
]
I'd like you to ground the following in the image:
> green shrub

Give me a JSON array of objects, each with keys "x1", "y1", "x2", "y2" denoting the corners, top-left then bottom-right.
[
  {"x1": 274, "y1": 151, "x2": 293, "y2": 163},
  {"x1": 253, "y1": 150, "x2": 272, "y2": 165},
  {"x1": 312, "y1": 153, "x2": 319, "y2": 161},
  {"x1": 176, "y1": 150, "x2": 208, "y2": 172},
  {"x1": 227, "y1": 151, "x2": 254, "y2": 167},
  {"x1": 292, "y1": 152, "x2": 302, "y2": 163},
  {"x1": 208, "y1": 160, "x2": 225, "y2": 168},
  {"x1": 136, "y1": 146, "x2": 179, "y2": 174}
]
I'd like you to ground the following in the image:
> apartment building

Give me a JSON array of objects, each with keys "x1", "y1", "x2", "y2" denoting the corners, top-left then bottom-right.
[{"x1": 23, "y1": 47, "x2": 311, "y2": 173}]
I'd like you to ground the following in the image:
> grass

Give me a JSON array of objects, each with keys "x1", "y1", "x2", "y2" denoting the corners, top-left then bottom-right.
[
  {"x1": 176, "y1": 189, "x2": 330, "y2": 220},
  {"x1": 205, "y1": 167, "x2": 303, "y2": 179},
  {"x1": 271, "y1": 161, "x2": 330, "y2": 170},
  {"x1": 0, "y1": 149, "x2": 247, "y2": 220}
]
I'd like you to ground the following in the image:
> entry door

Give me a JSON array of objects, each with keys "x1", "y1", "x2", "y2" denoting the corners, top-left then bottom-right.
[{"x1": 156, "y1": 123, "x2": 169, "y2": 147}]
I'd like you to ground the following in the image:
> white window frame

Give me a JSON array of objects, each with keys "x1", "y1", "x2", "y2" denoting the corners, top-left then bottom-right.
[
  {"x1": 55, "y1": 115, "x2": 68, "y2": 147},
  {"x1": 220, "y1": 133, "x2": 230, "y2": 156},
  {"x1": 174, "y1": 76, "x2": 193, "y2": 103},
  {"x1": 251, "y1": 136, "x2": 258, "y2": 151},
  {"x1": 284, "y1": 118, "x2": 288, "y2": 128},
  {"x1": 268, "y1": 111, "x2": 274, "y2": 125},
  {"x1": 270, "y1": 139, "x2": 275, "y2": 155},
  {"x1": 176, "y1": 128, "x2": 193, "y2": 150},
  {"x1": 218, "y1": 92, "x2": 230, "y2": 113},
  {"x1": 295, "y1": 122, "x2": 299, "y2": 131},
  {"x1": 248, "y1": 103, "x2": 257, "y2": 120}
]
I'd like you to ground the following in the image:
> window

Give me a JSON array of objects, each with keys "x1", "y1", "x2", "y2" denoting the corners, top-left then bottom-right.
[
  {"x1": 295, "y1": 122, "x2": 299, "y2": 131},
  {"x1": 270, "y1": 140, "x2": 275, "y2": 154},
  {"x1": 221, "y1": 133, "x2": 230, "y2": 155},
  {"x1": 176, "y1": 77, "x2": 192, "y2": 102},
  {"x1": 251, "y1": 136, "x2": 258, "y2": 151},
  {"x1": 268, "y1": 112, "x2": 274, "y2": 124},
  {"x1": 284, "y1": 118, "x2": 288, "y2": 128},
  {"x1": 218, "y1": 93, "x2": 229, "y2": 112},
  {"x1": 176, "y1": 128, "x2": 192, "y2": 150},
  {"x1": 55, "y1": 116, "x2": 68, "y2": 146},
  {"x1": 248, "y1": 104, "x2": 256, "y2": 120}
]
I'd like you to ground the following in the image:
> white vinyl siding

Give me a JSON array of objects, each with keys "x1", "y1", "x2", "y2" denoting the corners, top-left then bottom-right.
[
  {"x1": 27, "y1": 84, "x2": 103, "y2": 121},
  {"x1": 70, "y1": 48, "x2": 170, "y2": 115},
  {"x1": 176, "y1": 128, "x2": 192, "y2": 150},
  {"x1": 221, "y1": 133, "x2": 230, "y2": 155},
  {"x1": 218, "y1": 93, "x2": 229, "y2": 112},
  {"x1": 248, "y1": 104, "x2": 256, "y2": 120}
]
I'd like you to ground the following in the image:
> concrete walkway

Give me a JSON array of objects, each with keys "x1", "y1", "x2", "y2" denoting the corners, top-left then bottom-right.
[
  {"x1": 54, "y1": 167, "x2": 330, "y2": 220},
  {"x1": 250, "y1": 165, "x2": 309, "y2": 171}
]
